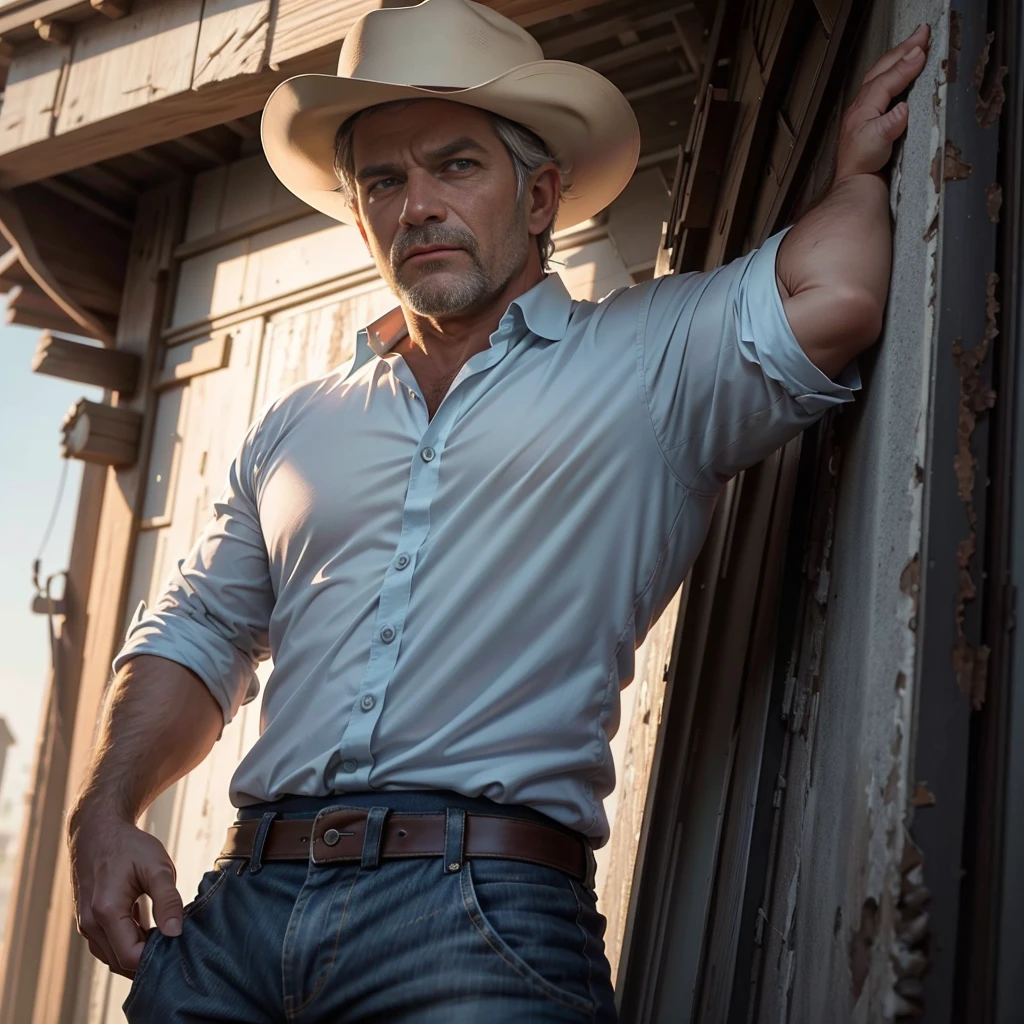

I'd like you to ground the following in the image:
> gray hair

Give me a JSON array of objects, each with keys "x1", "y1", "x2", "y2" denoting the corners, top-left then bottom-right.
[{"x1": 333, "y1": 101, "x2": 564, "y2": 268}]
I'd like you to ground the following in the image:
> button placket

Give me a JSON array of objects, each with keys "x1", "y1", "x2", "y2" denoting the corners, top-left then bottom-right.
[{"x1": 334, "y1": 385, "x2": 471, "y2": 772}]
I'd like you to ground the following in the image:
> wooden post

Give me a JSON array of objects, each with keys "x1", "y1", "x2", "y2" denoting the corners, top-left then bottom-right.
[
  {"x1": 34, "y1": 18, "x2": 71, "y2": 44},
  {"x1": 0, "y1": 180, "x2": 185, "y2": 1024}
]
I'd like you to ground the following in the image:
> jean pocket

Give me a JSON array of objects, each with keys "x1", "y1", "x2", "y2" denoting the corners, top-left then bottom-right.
[
  {"x1": 182, "y1": 864, "x2": 230, "y2": 921},
  {"x1": 460, "y1": 858, "x2": 596, "y2": 1015},
  {"x1": 122, "y1": 928, "x2": 164, "y2": 1018}
]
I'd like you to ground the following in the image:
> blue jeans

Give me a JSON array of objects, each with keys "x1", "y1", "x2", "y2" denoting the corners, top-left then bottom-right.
[{"x1": 123, "y1": 792, "x2": 617, "y2": 1022}]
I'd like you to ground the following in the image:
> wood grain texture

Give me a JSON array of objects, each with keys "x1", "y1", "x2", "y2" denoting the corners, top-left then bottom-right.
[
  {"x1": 153, "y1": 331, "x2": 231, "y2": 389},
  {"x1": 268, "y1": 0, "x2": 380, "y2": 69},
  {"x1": 19, "y1": 180, "x2": 187, "y2": 1024},
  {"x1": 55, "y1": 0, "x2": 202, "y2": 134},
  {"x1": 192, "y1": 0, "x2": 271, "y2": 88},
  {"x1": 0, "y1": 41, "x2": 68, "y2": 154},
  {"x1": 32, "y1": 329, "x2": 141, "y2": 391}
]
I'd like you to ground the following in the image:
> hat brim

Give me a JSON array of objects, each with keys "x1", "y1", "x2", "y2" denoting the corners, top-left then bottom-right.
[{"x1": 260, "y1": 60, "x2": 641, "y2": 232}]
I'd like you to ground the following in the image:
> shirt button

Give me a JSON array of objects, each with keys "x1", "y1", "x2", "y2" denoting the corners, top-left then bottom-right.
[
  {"x1": 341, "y1": 758, "x2": 358, "y2": 773},
  {"x1": 395, "y1": 553, "x2": 410, "y2": 570},
  {"x1": 360, "y1": 694, "x2": 376, "y2": 712},
  {"x1": 421, "y1": 446, "x2": 436, "y2": 463},
  {"x1": 380, "y1": 625, "x2": 396, "y2": 644}
]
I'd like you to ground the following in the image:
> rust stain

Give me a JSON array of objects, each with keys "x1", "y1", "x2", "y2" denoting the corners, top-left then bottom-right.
[
  {"x1": 943, "y1": 140, "x2": 973, "y2": 182},
  {"x1": 900, "y1": 554, "x2": 921, "y2": 620},
  {"x1": 910, "y1": 782, "x2": 936, "y2": 808},
  {"x1": 951, "y1": 274, "x2": 999, "y2": 708},
  {"x1": 971, "y1": 32, "x2": 993, "y2": 91},
  {"x1": 986, "y1": 183, "x2": 1003, "y2": 222},
  {"x1": 922, "y1": 214, "x2": 939, "y2": 243},
  {"x1": 947, "y1": 11, "x2": 962, "y2": 83},
  {"x1": 977, "y1": 66, "x2": 1009, "y2": 128},
  {"x1": 850, "y1": 897, "x2": 879, "y2": 1001},
  {"x1": 971, "y1": 29, "x2": 1008, "y2": 129},
  {"x1": 883, "y1": 761, "x2": 900, "y2": 803}
]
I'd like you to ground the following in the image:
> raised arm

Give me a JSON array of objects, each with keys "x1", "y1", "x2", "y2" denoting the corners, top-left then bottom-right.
[{"x1": 777, "y1": 23, "x2": 930, "y2": 379}]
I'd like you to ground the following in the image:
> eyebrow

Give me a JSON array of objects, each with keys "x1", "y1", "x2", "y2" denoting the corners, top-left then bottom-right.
[{"x1": 354, "y1": 136, "x2": 488, "y2": 184}]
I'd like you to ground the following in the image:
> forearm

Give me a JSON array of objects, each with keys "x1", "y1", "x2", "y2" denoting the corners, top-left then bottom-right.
[
  {"x1": 68, "y1": 654, "x2": 222, "y2": 827},
  {"x1": 776, "y1": 173, "x2": 891, "y2": 377}
]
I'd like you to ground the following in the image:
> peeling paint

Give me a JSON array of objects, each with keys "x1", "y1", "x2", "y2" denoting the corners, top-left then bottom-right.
[
  {"x1": 921, "y1": 214, "x2": 939, "y2": 243},
  {"x1": 910, "y1": 783, "x2": 936, "y2": 807},
  {"x1": 891, "y1": 832, "x2": 930, "y2": 1020},
  {"x1": 951, "y1": 273, "x2": 998, "y2": 707},
  {"x1": 943, "y1": 139, "x2": 973, "y2": 182},
  {"x1": 986, "y1": 183, "x2": 1003, "y2": 222},
  {"x1": 970, "y1": 29, "x2": 1008, "y2": 129},
  {"x1": 850, "y1": 897, "x2": 880, "y2": 1001}
]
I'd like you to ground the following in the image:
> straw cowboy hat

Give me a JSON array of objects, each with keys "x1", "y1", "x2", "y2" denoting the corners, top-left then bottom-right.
[{"x1": 261, "y1": 0, "x2": 640, "y2": 231}]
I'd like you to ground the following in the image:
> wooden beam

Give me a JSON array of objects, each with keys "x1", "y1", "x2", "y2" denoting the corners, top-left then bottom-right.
[
  {"x1": 34, "y1": 16, "x2": 71, "y2": 43},
  {"x1": 32, "y1": 331, "x2": 141, "y2": 392},
  {"x1": 90, "y1": 0, "x2": 131, "y2": 18},
  {"x1": 154, "y1": 331, "x2": 230, "y2": 389},
  {"x1": 0, "y1": 188, "x2": 120, "y2": 341},
  {"x1": 0, "y1": 3, "x2": 89, "y2": 40},
  {"x1": 60, "y1": 397, "x2": 142, "y2": 464},
  {"x1": 6, "y1": 283, "x2": 112, "y2": 336},
  {"x1": 38, "y1": 177, "x2": 133, "y2": 230}
]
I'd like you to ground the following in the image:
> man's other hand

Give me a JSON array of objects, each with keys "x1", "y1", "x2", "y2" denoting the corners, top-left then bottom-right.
[
  {"x1": 68, "y1": 810, "x2": 184, "y2": 978},
  {"x1": 835, "y1": 23, "x2": 930, "y2": 182}
]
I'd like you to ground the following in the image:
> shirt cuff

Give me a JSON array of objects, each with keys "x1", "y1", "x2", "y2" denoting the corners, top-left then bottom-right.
[
  {"x1": 740, "y1": 227, "x2": 862, "y2": 415},
  {"x1": 112, "y1": 600, "x2": 260, "y2": 725}
]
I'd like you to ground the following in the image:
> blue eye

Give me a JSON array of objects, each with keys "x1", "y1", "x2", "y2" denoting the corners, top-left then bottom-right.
[{"x1": 446, "y1": 159, "x2": 476, "y2": 172}]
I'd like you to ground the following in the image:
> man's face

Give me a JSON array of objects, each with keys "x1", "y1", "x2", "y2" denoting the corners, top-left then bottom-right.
[{"x1": 350, "y1": 100, "x2": 530, "y2": 317}]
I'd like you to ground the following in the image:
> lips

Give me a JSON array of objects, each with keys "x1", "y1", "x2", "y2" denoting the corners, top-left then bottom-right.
[{"x1": 402, "y1": 245, "x2": 463, "y2": 263}]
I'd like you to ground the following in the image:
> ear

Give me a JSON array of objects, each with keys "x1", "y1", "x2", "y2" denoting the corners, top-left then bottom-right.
[{"x1": 526, "y1": 164, "x2": 561, "y2": 240}]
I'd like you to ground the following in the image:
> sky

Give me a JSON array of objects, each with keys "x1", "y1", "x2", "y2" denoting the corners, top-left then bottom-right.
[{"x1": 0, "y1": 307, "x2": 101, "y2": 842}]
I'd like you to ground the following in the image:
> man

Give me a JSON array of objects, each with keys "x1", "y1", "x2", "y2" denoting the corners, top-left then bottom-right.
[{"x1": 67, "y1": 1, "x2": 930, "y2": 1020}]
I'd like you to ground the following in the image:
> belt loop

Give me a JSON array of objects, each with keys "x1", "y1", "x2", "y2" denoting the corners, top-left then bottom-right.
[
  {"x1": 249, "y1": 812, "x2": 277, "y2": 875},
  {"x1": 360, "y1": 807, "x2": 390, "y2": 870},
  {"x1": 443, "y1": 807, "x2": 466, "y2": 874},
  {"x1": 582, "y1": 843, "x2": 598, "y2": 891}
]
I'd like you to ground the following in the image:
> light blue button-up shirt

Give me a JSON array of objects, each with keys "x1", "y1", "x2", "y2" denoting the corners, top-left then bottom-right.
[{"x1": 114, "y1": 230, "x2": 858, "y2": 845}]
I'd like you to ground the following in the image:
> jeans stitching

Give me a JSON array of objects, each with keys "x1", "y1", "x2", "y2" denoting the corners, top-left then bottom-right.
[
  {"x1": 182, "y1": 867, "x2": 229, "y2": 921},
  {"x1": 287, "y1": 868, "x2": 362, "y2": 1018},
  {"x1": 122, "y1": 930, "x2": 164, "y2": 1015},
  {"x1": 459, "y1": 863, "x2": 596, "y2": 1015},
  {"x1": 571, "y1": 881, "x2": 596, "y2": 1020}
]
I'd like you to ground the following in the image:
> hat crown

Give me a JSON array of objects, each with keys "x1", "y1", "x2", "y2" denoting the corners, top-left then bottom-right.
[{"x1": 338, "y1": 0, "x2": 544, "y2": 90}]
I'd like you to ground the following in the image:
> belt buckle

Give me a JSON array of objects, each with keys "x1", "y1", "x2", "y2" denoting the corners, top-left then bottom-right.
[{"x1": 309, "y1": 807, "x2": 365, "y2": 865}]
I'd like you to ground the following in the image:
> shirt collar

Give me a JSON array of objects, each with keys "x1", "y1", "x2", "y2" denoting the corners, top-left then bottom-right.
[{"x1": 346, "y1": 273, "x2": 574, "y2": 380}]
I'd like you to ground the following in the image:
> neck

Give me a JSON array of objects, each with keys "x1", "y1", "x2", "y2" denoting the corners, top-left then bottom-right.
[{"x1": 400, "y1": 253, "x2": 545, "y2": 368}]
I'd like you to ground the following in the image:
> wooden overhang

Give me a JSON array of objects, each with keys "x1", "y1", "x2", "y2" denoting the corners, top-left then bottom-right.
[{"x1": 0, "y1": 0, "x2": 711, "y2": 348}]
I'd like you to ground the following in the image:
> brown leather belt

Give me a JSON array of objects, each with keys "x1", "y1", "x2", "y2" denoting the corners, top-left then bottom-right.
[{"x1": 219, "y1": 807, "x2": 592, "y2": 883}]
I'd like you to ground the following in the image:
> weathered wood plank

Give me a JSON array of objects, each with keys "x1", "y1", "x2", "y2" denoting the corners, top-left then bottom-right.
[
  {"x1": 32, "y1": 330, "x2": 141, "y2": 392},
  {"x1": 0, "y1": 41, "x2": 68, "y2": 154},
  {"x1": 0, "y1": 64, "x2": 298, "y2": 187},
  {"x1": 268, "y1": 0, "x2": 380, "y2": 69},
  {"x1": 25, "y1": 179, "x2": 187, "y2": 1024},
  {"x1": 192, "y1": 0, "x2": 271, "y2": 88},
  {"x1": 154, "y1": 331, "x2": 230, "y2": 389},
  {"x1": 55, "y1": 0, "x2": 202, "y2": 134}
]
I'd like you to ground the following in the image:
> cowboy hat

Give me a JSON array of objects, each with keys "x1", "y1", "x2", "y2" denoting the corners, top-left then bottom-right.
[{"x1": 261, "y1": 0, "x2": 641, "y2": 231}]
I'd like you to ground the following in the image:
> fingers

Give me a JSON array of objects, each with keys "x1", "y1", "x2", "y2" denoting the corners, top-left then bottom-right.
[
  {"x1": 876, "y1": 102, "x2": 910, "y2": 142},
  {"x1": 862, "y1": 23, "x2": 930, "y2": 84},
  {"x1": 145, "y1": 862, "x2": 184, "y2": 937},
  {"x1": 93, "y1": 892, "x2": 148, "y2": 973},
  {"x1": 857, "y1": 45, "x2": 928, "y2": 117}
]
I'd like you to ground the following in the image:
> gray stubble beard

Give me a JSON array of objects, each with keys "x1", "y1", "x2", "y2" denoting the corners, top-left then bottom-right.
[{"x1": 390, "y1": 202, "x2": 531, "y2": 318}]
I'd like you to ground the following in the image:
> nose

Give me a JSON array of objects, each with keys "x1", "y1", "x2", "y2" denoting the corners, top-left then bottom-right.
[{"x1": 399, "y1": 167, "x2": 447, "y2": 228}]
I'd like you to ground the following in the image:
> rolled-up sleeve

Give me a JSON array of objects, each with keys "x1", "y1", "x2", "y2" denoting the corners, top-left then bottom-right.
[
  {"x1": 112, "y1": 419, "x2": 274, "y2": 724},
  {"x1": 640, "y1": 228, "x2": 860, "y2": 493}
]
